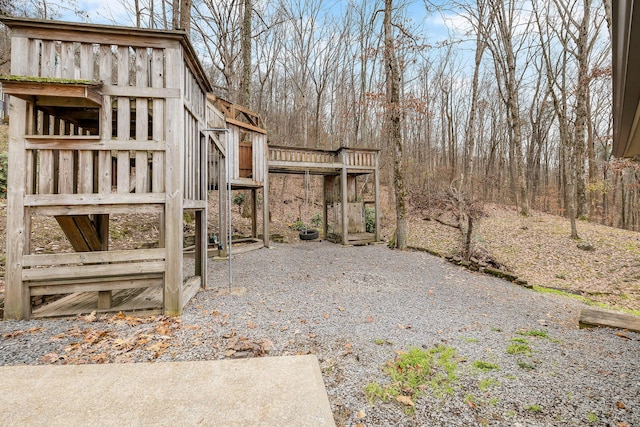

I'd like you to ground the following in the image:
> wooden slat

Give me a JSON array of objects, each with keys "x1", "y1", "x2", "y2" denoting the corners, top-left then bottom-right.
[
  {"x1": 26, "y1": 138, "x2": 166, "y2": 151},
  {"x1": 55, "y1": 216, "x2": 90, "y2": 252},
  {"x1": 30, "y1": 277, "x2": 163, "y2": 296},
  {"x1": 117, "y1": 46, "x2": 131, "y2": 194},
  {"x1": 99, "y1": 44, "x2": 114, "y2": 193},
  {"x1": 38, "y1": 150, "x2": 55, "y2": 194},
  {"x1": 31, "y1": 203, "x2": 163, "y2": 216},
  {"x1": 58, "y1": 150, "x2": 74, "y2": 193},
  {"x1": 136, "y1": 48, "x2": 150, "y2": 194},
  {"x1": 74, "y1": 215, "x2": 102, "y2": 250},
  {"x1": 25, "y1": 192, "x2": 165, "y2": 206},
  {"x1": 152, "y1": 48, "x2": 165, "y2": 194},
  {"x1": 31, "y1": 286, "x2": 163, "y2": 319},
  {"x1": 78, "y1": 43, "x2": 95, "y2": 195},
  {"x1": 101, "y1": 85, "x2": 180, "y2": 99},
  {"x1": 23, "y1": 248, "x2": 165, "y2": 267},
  {"x1": 579, "y1": 308, "x2": 640, "y2": 333},
  {"x1": 23, "y1": 261, "x2": 166, "y2": 282}
]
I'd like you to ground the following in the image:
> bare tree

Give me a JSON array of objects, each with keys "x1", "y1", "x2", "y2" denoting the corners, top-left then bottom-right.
[
  {"x1": 484, "y1": 0, "x2": 530, "y2": 215},
  {"x1": 383, "y1": 0, "x2": 406, "y2": 249}
]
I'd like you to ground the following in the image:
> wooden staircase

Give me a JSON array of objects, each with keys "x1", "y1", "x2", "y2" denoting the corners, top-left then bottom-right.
[{"x1": 55, "y1": 215, "x2": 104, "y2": 252}]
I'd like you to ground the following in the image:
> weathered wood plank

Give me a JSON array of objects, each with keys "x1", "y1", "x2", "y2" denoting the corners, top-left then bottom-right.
[
  {"x1": 25, "y1": 138, "x2": 166, "y2": 151},
  {"x1": 58, "y1": 150, "x2": 74, "y2": 193},
  {"x1": 23, "y1": 248, "x2": 165, "y2": 267},
  {"x1": 117, "y1": 46, "x2": 131, "y2": 194},
  {"x1": 151, "y1": 49, "x2": 165, "y2": 194},
  {"x1": 136, "y1": 47, "x2": 150, "y2": 194},
  {"x1": 163, "y1": 46, "x2": 184, "y2": 316},
  {"x1": 38, "y1": 150, "x2": 55, "y2": 194},
  {"x1": 32, "y1": 203, "x2": 162, "y2": 217},
  {"x1": 76, "y1": 43, "x2": 94, "y2": 192},
  {"x1": 55, "y1": 216, "x2": 91, "y2": 252},
  {"x1": 23, "y1": 261, "x2": 166, "y2": 282},
  {"x1": 101, "y1": 85, "x2": 180, "y2": 99},
  {"x1": 579, "y1": 308, "x2": 640, "y2": 333},
  {"x1": 25, "y1": 192, "x2": 164, "y2": 207},
  {"x1": 30, "y1": 277, "x2": 163, "y2": 296},
  {"x1": 99, "y1": 45, "x2": 114, "y2": 193}
]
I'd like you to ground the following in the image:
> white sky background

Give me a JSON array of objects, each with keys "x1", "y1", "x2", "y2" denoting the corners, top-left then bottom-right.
[{"x1": 66, "y1": 0, "x2": 465, "y2": 40}]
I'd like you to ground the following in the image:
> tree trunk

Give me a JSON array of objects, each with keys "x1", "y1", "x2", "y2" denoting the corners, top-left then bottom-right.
[
  {"x1": 384, "y1": 0, "x2": 406, "y2": 250},
  {"x1": 239, "y1": 0, "x2": 252, "y2": 107}
]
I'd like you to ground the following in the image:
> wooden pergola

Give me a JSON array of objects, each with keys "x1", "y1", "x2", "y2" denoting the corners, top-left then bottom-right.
[
  {"x1": 268, "y1": 145, "x2": 381, "y2": 245},
  {"x1": 2, "y1": 17, "x2": 218, "y2": 319}
]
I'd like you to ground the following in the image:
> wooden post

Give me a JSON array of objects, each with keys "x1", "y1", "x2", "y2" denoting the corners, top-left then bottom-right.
[
  {"x1": 195, "y1": 209, "x2": 207, "y2": 289},
  {"x1": 341, "y1": 150, "x2": 348, "y2": 245},
  {"x1": 219, "y1": 151, "x2": 228, "y2": 257},
  {"x1": 251, "y1": 188, "x2": 258, "y2": 238},
  {"x1": 374, "y1": 153, "x2": 381, "y2": 242},
  {"x1": 5, "y1": 96, "x2": 29, "y2": 320},
  {"x1": 322, "y1": 176, "x2": 328, "y2": 239},
  {"x1": 5, "y1": 35, "x2": 30, "y2": 320},
  {"x1": 263, "y1": 135, "x2": 270, "y2": 248},
  {"x1": 163, "y1": 47, "x2": 184, "y2": 316}
]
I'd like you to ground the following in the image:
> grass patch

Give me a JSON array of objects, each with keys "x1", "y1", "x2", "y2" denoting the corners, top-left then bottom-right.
[
  {"x1": 586, "y1": 412, "x2": 598, "y2": 423},
  {"x1": 479, "y1": 377, "x2": 499, "y2": 391},
  {"x1": 517, "y1": 329, "x2": 548, "y2": 338},
  {"x1": 464, "y1": 337, "x2": 480, "y2": 343},
  {"x1": 364, "y1": 345, "x2": 459, "y2": 414},
  {"x1": 507, "y1": 342, "x2": 532, "y2": 356},
  {"x1": 472, "y1": 360, "x2": 499, "y2": 371},
  {"x1": 510, "y1": 337, "x2": 528, "y2": 344},
  {"x1": 533, "y1": 286, "x2": 640, "y2": 317},
  {"x1": 525, "y1": 404, "x2": 542, "y2": 413}
]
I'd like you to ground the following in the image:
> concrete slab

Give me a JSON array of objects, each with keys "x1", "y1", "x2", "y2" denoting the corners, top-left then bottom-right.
[{"x1": 0, "y1": 355, "x2": 335, "y2": 427}]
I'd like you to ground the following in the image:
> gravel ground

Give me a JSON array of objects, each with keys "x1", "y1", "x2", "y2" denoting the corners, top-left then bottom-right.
[{"x1": 1, "y1": 242, "x2": 639, "y2": 426}]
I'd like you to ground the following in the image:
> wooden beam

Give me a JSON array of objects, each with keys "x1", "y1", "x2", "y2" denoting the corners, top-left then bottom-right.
[
  {"x1": 163, "y1": 46, "x2": 184, "y2": 316},
  {"x1": 579, "y1": 308, "x2": 640, "y2": 333}
]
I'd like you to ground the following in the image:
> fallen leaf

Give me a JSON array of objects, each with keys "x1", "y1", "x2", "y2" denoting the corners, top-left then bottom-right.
[
  {"x1": 617, "y1": 401, "x2": 626, "y2": 409},
  {"x1": 2, "y1": 330, "x2": 24, "y2": 338},
  {"x1": 617, "y1": 423, "x2": 630, "y2": 427},
  {"x1": 41, "y1": 353, "x2": 59, "y2": 363},
  {"x1": 356, "y1": 410, "x2": 366, "y2": 419},
  {"x1": 225, "y1": 349, "x2": 236, "y2": 357},
  {"x1": 83, "y1": 311, "x2": 97, "y2": 323},
  {"x1": 248, "y1": 320, "x2": 257, "y2": 329},
  {"x1": 323, "y1": 313, "x2": 330, "y2": 319},
  {"x1": 365, "y1": 316, "x2": 373, "y2": 323},
  {"x1": 615, "y1": 332, "x2": 631, "y2": 340},
  {"x1": 338, "y1": 306, "x2": 345, "y2": 311},
  {"x1": 26, "y1": 327, "x2": 44, "y2": 333},
  {"x1": 396, "y1": 395, "x2": 414, "y2": 406}
]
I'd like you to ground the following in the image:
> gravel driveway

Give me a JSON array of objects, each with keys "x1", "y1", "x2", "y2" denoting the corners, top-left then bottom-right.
[{"x1": 1, "y1": 242, "x2": 639, "y2": 426}]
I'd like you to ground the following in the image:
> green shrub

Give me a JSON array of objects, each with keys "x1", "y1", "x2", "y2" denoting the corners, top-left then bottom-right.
[
  {"x1": 365, "y1": 206, "x2": 376, "y2": 233},
  {"x1": 0, "y1": 152, "x2": 7, "y2": 198}
]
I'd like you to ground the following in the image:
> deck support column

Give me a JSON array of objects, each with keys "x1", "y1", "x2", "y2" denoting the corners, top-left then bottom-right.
[
  {"x1": 263, "y1": 140, "x2": 270, "y2": 247},
  {"x1": 195, "y1": 209, "x2": 207, "y2": 289},
  {"x1": 5, "y1": 97, "x2": 29, "y2": 319},
  {"x1": 163, "y1": 47, "x2": 184, "y2": 316},
  {"x1": 251, "y1": 188, "x2": 258, "y2": 238},
  {"x1": 341, "y1": 150, "x2": 348, "y2": 245},
  {"x1": 374, "y1": 159, "x2": 380, "y2": 242}
]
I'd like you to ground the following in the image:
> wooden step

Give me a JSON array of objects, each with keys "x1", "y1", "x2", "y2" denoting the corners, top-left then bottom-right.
[{"x1": 55, "y1": 215, "x2": 102, "y2": 252}]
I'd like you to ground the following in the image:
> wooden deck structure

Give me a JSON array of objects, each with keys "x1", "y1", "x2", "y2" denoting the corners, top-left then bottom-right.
[
  {"x1": 268, "y1": 146, "x2": 380, "y2": 245},
  {"x1": 2, "y1": 17, "x2": 218, "y2": 319},
  {"x1": 210, "y1": 96, "x2": 269, "y2": 250}
]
